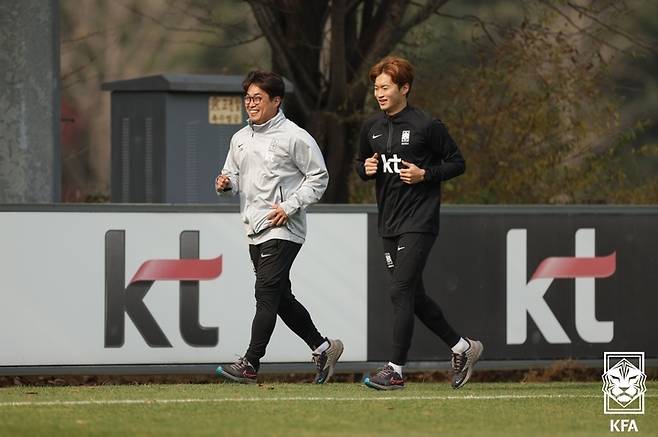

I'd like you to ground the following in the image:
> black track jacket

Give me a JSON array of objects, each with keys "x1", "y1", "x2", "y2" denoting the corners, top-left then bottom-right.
[{"x1": 356, "y1": 105, "x2": 465, "y2": 237}]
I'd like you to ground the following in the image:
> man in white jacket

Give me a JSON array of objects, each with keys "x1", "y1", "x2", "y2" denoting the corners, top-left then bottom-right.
[{"x1": 214, "y1": 70, "x2": 343, "y2": 384}]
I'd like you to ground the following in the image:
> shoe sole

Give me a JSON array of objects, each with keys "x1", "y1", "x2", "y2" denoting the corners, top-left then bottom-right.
[
  {"x1": 216, "y1": 366, "x2": 257, "y2": 384},
  {"x1": 452, "y1": 340, "x2": 483, "y2": 389},
  {"x1": 315, "y1": 340, "x2": 344, "y2": 384},
  {"x1": 364, "y1": 377, "x2": 405, "y2": 391}
]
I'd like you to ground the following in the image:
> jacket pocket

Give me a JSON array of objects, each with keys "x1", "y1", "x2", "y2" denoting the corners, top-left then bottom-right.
[{"x1": 248, "y1": 209, "x2": 272, "y2": 236}]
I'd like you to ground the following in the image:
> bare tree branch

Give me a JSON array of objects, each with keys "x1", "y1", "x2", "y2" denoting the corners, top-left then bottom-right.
[
  {"x1": 115, "y1": 0, "x2": 266, "y2": 67},
  {"x1": 432, "y1": 11, "x2": 500, "y2": 44},
  {"x1": 397, "y1": 0, "x2": 452, "y2": 36},
  {"x1": 247, "y1": 0, "x2": 315, "y2": 116},
  {"x1": 566, "y1": 1, "x2": 657, "y2": 55},
  {"x1": 61, "y1": 41, "x2": 107, "y2": 83},
  {"x1": 118, "y1": 2, "x2": 219, "y2": 35},
  {"x1": 120, "y1": 0, "x2": 261, "y2": 41},
  {"x1": 171, "y1": 0, "x2": 259, "y2": 36},
  {"x1": 347, "y1": 0, "x2": 452, "y2": 99},
  {"x1": 61, "y1": 61, "x2": 93, "y2": 82},
  {"x1": 61, "y1": 70, "x2": 101, "y2": 91},
  {"x1": 536, "y1": 0, "x2": 637, "y2": 56},
  {"x1": 170, "y1": 0, "x2": 216, "y2": 28},
  {"x1": 163, "y1": 35, "x2": 265, "y2": 50},
  {"x1": 62, "y1": 27, "x2": 125, "y2": 45}
]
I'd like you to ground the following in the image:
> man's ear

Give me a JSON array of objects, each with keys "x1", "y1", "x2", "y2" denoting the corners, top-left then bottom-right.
[
  {"x1": 401, "y1": 83, "x2": 410, "y2": 97},
  {"x1": 274, "y1": 96, "x2": 282, "y2": 108}
]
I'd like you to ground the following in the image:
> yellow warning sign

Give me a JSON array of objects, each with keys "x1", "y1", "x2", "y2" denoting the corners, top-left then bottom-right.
[{"x1": 209, "y1": 96, "x2": 242, "y2": 125}]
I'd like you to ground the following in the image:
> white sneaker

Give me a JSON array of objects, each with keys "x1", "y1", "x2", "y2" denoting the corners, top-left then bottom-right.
[
  {"x1": 312, "y1": 339, "x2": 344, "y2": 383},
  {"x1": 451, "y1": 338, "x2": 483, "y2": 389}
]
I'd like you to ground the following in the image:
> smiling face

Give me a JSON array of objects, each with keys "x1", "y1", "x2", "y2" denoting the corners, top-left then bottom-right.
[
  {"x1": 245, "y1": 84, "x2": 281, "y2": 125},
  {"x1": 373, "y1": 73, "x2": 409, "y2": 116}
]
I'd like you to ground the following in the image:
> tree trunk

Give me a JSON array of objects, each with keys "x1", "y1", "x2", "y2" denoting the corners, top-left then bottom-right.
[{"x1": 307, "y1": 111, "x2": 353, "y2": 203}]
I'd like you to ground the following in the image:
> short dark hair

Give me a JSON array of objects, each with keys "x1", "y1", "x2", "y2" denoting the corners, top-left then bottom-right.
[{"x1": 242, "y1": 70, "x2": 285, "y2": 100}]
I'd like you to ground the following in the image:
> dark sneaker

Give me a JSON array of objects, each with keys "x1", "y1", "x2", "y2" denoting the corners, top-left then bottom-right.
[
  {"x1": 364, "y1": 365, "x2": 405, "y2": 390},
  {"x1": 451, "y1": 338, "x2": 483, "y2": 389},
  {"x1": 312, "y1": 339, "x2": 344, "y2": 384},
  {"x1": 216, "y1": 357, "x2": 257, "y2": 384}
]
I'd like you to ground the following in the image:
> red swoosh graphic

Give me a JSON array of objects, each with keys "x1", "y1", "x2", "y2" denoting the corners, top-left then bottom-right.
[
  {"x1": 530, "y1": 252, "x2": 616, "y2": 280},
  {"x1": 129, "y1": 256, "x2": 222, "y2": 284}
]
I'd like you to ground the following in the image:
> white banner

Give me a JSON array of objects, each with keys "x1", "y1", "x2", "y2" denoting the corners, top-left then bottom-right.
[{"x1": 0, "y1": 212, "x2": 367, "y2": 366}]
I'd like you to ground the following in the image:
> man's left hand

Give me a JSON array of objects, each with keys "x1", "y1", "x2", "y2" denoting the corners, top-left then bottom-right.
[
  {"x1": 400, "y1": 160, "x2": 425, "y2": 184},
  {"x1": 268, "y1": 204, "x2": 289, "y2": 227}
]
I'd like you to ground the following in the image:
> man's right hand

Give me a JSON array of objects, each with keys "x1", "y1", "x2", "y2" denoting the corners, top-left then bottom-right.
[
  {"x1": 364, "y1": 153, "x2": 379, "y2": 176},
  {"x1": 215, "y1": 174, "x2": 230, "y2": 192}
]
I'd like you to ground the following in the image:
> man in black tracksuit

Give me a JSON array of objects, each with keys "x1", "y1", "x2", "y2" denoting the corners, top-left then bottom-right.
[{"x1": 357, "y1": 56, "x2": 483, "y2": 390}]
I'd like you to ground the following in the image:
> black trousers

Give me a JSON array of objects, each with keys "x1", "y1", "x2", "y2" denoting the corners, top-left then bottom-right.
[
  {"x1": 245, "y1": 239, "x2": 325, "y2": 370},
  {"x1": 383, "y1": 233, "x2": 461, "y2": 365}
]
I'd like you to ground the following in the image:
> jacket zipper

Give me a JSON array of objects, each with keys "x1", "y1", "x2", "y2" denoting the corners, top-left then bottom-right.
[
  {"x1": 386, "y1": 118, "x2": 393, "y2": 153},
  {"x1": 279, "y1": 186, "x2": 284, "y2": 202}
]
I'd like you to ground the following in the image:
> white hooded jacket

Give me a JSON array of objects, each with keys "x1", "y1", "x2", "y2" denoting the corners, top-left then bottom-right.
[{"x1": 219, "y1": 110, "x2": 328, "y2": 245}]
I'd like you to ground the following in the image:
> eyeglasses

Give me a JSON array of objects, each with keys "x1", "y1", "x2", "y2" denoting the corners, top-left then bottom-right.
[{"x1": 243, "y1": 95, "x2": 263, "y2": 105}]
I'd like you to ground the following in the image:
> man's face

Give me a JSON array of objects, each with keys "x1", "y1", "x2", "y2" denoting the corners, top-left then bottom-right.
[
  {"x1": 373, "y1": 73, "x2": 409, "y2": 115},
  {"x1": 245, "y1": 84, "x2": 280, "y2": 125}
]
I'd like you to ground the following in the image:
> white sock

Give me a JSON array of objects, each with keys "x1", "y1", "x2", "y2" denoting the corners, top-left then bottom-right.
[
  {"x1": 313, "y1": 339, "x2": 330, "y2": 354},
  {"x1": 388, "y1": 362, "x2": 403, "y2": 376},
  {"x1": 451, "y1": 337, "x2": 470, "y2": 354}
]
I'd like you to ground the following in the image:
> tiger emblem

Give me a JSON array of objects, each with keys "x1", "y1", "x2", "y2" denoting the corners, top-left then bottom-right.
[{"x1": 602, "y1": 358, "x2": 647, "y2": 407}]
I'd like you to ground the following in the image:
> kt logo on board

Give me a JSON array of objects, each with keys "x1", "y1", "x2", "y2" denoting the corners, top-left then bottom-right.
[
  {"x1": 506, "y1": 228, "x2": 616, "y2": 344},
  {"x1": 104, "y1": 230, "x2": 222, "y2": 348}
]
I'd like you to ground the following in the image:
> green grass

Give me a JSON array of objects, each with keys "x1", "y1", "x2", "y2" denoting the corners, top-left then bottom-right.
[{"x1": 0, "y1": 381, "x2": 656, "y2": 436}]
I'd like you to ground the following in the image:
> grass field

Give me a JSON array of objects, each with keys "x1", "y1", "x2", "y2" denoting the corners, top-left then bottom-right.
[{"x1": 0, "y1": 381, "x2": 656, "y2": 436}]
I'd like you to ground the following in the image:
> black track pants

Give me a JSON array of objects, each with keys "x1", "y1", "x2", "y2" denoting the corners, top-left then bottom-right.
[
  {"x1": 382, "y1": 233, "x2": 461, "y2": 365},
  {"x1": 244, "y1": 239, "x2": 325, "y2": 370}
]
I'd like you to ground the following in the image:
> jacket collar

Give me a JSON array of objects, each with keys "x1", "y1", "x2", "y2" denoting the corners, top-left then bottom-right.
[
  {"x1": 386, "y1": 104, "x2": 411, "y2": 120},
  {"x1": 249, "y1": 110, "x2": 286, "y2": 133}
]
